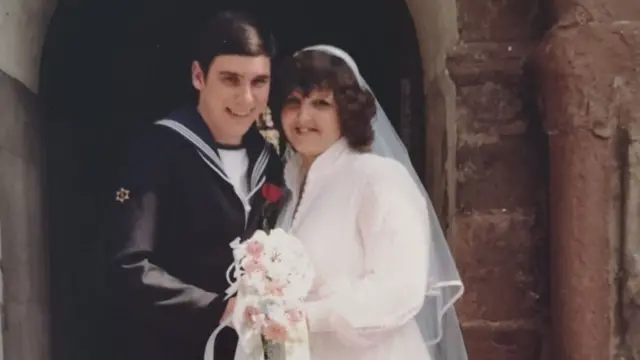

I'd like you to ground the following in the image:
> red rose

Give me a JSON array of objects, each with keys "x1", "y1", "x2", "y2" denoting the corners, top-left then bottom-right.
[{"x1": 261, "y1": 183, "x2": 283, "y2": 204}]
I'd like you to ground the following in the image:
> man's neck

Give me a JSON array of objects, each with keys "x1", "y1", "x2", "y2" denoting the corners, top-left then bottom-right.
[{"x1": 196, "y1": 104, "x2": 242, "y2": 145}]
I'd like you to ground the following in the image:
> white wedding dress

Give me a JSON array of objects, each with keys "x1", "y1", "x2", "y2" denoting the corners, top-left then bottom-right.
[{"x1": 277, "y1": 138, "x2": 432, "y2": 360}]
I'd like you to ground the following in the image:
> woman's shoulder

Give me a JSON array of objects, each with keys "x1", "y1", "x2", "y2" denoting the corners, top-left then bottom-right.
[
  {"x1": 349, "y1": 152, "x2": 416, "y2": 188},
  {"x1": 348, "y1": 152, "x2": 427, "y2": 211}
]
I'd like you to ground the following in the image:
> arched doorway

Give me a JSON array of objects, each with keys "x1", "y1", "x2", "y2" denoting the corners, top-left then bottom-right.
[{"x1": 39, "y1": 1, "x2": 424, "y2": 359}]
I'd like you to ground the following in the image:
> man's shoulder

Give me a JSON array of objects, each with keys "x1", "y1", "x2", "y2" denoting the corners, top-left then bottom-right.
[
  {"x1": 117, "y1": 122, "x2": 197, "y2": 178},
  {"x1": 127, "y1": 122, "x2": 189, "y2": 154}
]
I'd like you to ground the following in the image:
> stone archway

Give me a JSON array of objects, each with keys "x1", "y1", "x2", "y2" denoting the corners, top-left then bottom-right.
[{"x1": 0, "y1": 1, "x2": 458, "y2": 360}]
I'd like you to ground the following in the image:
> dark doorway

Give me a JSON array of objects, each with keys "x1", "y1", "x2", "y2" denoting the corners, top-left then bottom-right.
[{"x1": 39, "y1": 1, "x2": 424, "y2": 359}]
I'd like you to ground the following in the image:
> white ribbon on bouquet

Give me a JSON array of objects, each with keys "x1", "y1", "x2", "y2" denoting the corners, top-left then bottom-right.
[{"x1": 204, "y1": 231, "x2": 314, "y2": 360}]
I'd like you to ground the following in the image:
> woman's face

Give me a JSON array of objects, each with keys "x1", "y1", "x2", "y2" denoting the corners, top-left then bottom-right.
[{"x1": 281, "y1": 89, "x2": 342, "y2": 161}]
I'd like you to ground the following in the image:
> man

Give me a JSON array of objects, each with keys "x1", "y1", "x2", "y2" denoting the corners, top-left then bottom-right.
[{"x1": 109, "y1": 11, "x2": 283, "y2": 360}]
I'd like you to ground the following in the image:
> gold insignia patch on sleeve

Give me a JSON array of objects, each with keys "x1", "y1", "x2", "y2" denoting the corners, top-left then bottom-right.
[{"x1": 115, "y1": 187, "x2": 130, "y2": 203}]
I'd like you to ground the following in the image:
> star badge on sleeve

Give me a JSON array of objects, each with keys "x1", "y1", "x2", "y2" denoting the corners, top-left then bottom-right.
[{"x1": 115, "y1": 187, "x2": 130, "y2": 203}]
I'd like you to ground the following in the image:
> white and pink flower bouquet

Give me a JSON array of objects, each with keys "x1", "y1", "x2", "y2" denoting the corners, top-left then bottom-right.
[{"x1": 204, "y1": 229, "x2": 315, "y2": 360}]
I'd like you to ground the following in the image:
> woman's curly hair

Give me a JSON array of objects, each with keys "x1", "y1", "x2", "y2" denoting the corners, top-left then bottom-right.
[{"x1": 273, "y1": 50, "x2": 376, "y2": 151}]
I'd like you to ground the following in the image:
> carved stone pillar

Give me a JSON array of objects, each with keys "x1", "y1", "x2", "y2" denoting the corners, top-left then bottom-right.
[{"x1": 533, "y1": 3, "x2": 640, "y2": 359}]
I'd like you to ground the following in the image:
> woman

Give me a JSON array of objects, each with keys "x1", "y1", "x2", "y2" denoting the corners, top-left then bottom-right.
[{"x1": 267, "y1": 45, "x2": 467, "y2": 359}]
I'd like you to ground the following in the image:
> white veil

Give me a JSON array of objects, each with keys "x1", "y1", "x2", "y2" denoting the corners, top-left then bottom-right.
[{"x1": 284, "y1": 45, "x2": 468, "y2": 359}]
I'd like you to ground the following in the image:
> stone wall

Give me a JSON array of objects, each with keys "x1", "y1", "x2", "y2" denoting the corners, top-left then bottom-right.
[
  {"x1": 0, "y1": 0, "x2": 56, "y2": 359},
  {"x1": 0, "y1": 71, "x2": 50, "y2": 360},
  {"x1": 448, "y1": 0, "x2": 550, "y2": 359}
]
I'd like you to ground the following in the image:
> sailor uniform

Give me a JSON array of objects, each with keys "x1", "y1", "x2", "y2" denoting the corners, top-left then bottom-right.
[
  {"x1": 216, "y1": 143, "x2": 251, "y2": 214},
  {"x1": 109, "y1": 106, "x2": 284, "y2": 360}
]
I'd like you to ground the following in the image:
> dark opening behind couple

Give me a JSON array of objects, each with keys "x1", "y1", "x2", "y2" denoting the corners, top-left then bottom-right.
[{"x1": 109, "y1": 10, "x2": 466, "y2": 360}]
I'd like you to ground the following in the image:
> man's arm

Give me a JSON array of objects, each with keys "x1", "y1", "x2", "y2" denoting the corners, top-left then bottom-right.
[{"x1": 110, "y1": 128, "x2": 227, "y2": 341}]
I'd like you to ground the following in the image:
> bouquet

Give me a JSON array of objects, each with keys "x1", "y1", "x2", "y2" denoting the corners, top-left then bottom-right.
[{"x1": 204, "y1": 229, "x2": 315, "y2": 360}]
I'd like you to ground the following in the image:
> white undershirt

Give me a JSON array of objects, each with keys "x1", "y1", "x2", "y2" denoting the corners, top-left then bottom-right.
[{"x1": 218, "y1": 148, "x2": 251, "y2": 217}]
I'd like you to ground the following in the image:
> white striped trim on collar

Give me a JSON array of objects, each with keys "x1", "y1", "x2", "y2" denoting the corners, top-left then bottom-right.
[
  {"x1": 155, "y1": 118, "x2": 270, "y2": 200},
  {"x1": 251, "y1": 147, "x2": 269, "y2": 191},
  {"x1": 156, "y1": 119, "x2": 228, "y2": 180}
]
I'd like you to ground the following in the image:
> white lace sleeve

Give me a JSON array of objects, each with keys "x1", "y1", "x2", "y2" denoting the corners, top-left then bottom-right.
[{"x1": 303, "y1": 157, "x2": 430, "y2": 347}]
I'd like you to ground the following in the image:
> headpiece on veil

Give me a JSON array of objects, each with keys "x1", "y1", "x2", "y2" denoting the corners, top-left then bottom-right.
[{"x1": 289, "y1": 45, "x2": 468, "y2": 360}]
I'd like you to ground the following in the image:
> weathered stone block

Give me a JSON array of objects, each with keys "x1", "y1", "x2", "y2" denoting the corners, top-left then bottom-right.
[
  {"x1": 456, "y1": 137, "x2": 542, "y2": 212},
  {"x1": 448, "y1": 43, "x2": 530, "y2": 86},
  {"x1": 457, "y1": 81, "x2": 528, "y2": 139},
  {"x1": 551, "y1": 0, "x2": 640, "y2": 24},
  {"x1": 462, "y1": 325, "x2": 542, "y2": 360},
  {"x1": 454, "y1": 213, "x2": 544, "y2": 322},
  {"x1": 456, "y1": 0, "x2": 544, "y2": 42}
]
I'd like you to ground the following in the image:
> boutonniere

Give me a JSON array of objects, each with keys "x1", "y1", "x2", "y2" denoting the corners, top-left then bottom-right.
[
  {"x1": 261, "y1": 183, "x2": 284, "y2": 205},
  {"x1": 260, "y1": 183, "x2": 286, "y2": 231}
]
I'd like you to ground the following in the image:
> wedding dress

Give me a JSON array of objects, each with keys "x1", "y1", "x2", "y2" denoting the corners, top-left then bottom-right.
[
  {"x1": 276, "y1": 138, "x2": 432, "y2": 360},
  {"x1": 230, "y1": 44, "x2": 465, "y2": 360}
]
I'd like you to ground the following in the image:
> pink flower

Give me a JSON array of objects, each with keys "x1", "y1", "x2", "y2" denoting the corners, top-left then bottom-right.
[
  {"x1": 243, "y1": 306, "x2": 261, "y2": 324},
  {"x1": 262, "y1": 320, "x2": 288, "y2": 342},
  {"x1": 285, "y1": 309, "x2": 303, "y2": 323},
  {"x1": 243, "y1": 258, "x2": 266, "y2": 273},
  {"x1": 246, "y1": 241, "x2": 264, "y2": 258},
  {"x1": 265, "y1": 281, "x2": 284, "y2": 296}
]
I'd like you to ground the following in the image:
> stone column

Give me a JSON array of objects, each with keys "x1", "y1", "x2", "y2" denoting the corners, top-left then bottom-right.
[
  {"x1": 0, "y1": 0, "x2": 56, "y2": 359},
  {"x1": 533, "y1": 2, "x2": 640, "y2": 359},
  {"x1": 446, "y1": 0, "x2": 550, "y2": 358},
  {"x1": 624, "y1": 123, "x2": 640, "y2": 360},
  {"x1": 0, "y1": 69, "x2": 51, "y2": 360}
]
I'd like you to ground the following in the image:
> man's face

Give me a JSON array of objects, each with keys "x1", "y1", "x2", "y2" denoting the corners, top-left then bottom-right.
[{"x1": 192, "y1": 55, "x2": 271, "y2": 144}]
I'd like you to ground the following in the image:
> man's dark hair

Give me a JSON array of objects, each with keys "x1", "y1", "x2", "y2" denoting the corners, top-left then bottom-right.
[{"x1": 193, "y1": 10, "x2": 277, "y2": 75}]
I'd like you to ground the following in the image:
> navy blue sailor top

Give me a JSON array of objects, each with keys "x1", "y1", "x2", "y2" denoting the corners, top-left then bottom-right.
[{"x1": 108, "y1": 106, "x2": 284, "y2": 360}]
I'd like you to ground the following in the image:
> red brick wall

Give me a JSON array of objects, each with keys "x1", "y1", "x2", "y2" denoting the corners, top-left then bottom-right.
[{"x1": 448, "y1": 0, "x2": 550, "y2": 359}]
